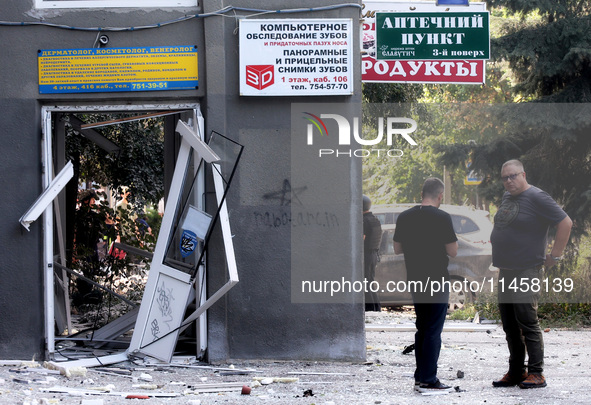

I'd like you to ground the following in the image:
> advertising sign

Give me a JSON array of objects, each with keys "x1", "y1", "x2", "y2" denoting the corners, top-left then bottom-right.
[
  {"x1": 362, "y1": 58, "x2": 485, "y2": 84},
  {"x1": 464, "y1": 159, "x2": 483, "y2": 185},
  {"x1": 376, "y1": 11, "x2": 490, "y2": 60},
  {"x1": 239, "y1": 19, "x2": 353, "y2": 96},
  {"x1": 38, "y1": 45, "x2": 198, "y2": 94},
  {"x1": 361, "y1": 1, "x2": 487, "y2": 84}
]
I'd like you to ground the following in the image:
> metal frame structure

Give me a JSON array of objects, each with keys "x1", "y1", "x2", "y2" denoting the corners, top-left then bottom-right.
[
  {"x1": 36, "y1": 103, "x2": 203, "y2": 356},
  {"x1": 32, "y1": 103, "x2": 240, "y2": 367}
]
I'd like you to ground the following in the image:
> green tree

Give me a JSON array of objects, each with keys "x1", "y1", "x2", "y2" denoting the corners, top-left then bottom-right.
[
  {"x1": 67, "y1": 114, "x2": 165, "y2": 210},
  {"x1": 437, "y1": 1, "x2": 591, "y2": 237},
  {"x1": 487, "y1": 0, "x2": 591, "y2": 101},
  {"x1": 362, "y1": 65, "x2": 514, "y2": 207},
  {"x1": 362, "y1": 82, "x2": 424, "y2": 104},
  {"x1": 65, "y1": 113, "x2": 164, "y2": 289},
  {"x1": 362, "y1": 83, "x2": 426, "y2": 204}
]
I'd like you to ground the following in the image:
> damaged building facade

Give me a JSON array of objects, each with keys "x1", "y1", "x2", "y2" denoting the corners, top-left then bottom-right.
[{"x1": 0, "y1": 0, "x2": 365, "y2": 363}]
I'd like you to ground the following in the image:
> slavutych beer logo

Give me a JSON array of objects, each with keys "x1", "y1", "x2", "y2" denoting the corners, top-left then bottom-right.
[{"x1": 180, "y1": 229, "x2": 198, "y2": 258}]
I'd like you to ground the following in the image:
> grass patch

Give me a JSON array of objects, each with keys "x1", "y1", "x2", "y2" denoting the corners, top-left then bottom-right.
[
  {"x1": 473, "y1": 292, "x2": 501, "y2": 321},
  {"x1": 448, "y1": 304, "x2": 477, "y2": 320},
  {"x1": 538, "y1": 303, "x2": 591, "y2": 329}
]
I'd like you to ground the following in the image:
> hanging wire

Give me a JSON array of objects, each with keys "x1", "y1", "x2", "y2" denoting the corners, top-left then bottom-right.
[
  {"x1": 0, "y1": 4, "x2": 362, "y2": 32},
  {"x1": 92, "y1": 31, "x2": 102, "y2": 48}
]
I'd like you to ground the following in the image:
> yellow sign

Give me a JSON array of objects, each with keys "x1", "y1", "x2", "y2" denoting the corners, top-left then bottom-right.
[
  {"x1": 464, "y1": 159, "x2": 482, "y2": 185},
  {"x1": 464, "y1": 173, "x2": 482, "y2": 185},
  {"x1": 38, "y1": 46, "x2": 198, "y2": 94}
]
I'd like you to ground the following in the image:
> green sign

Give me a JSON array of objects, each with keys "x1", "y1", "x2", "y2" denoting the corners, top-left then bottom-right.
[{"x1": 376, "y1": 12, "x2": 489, "y2": 60}]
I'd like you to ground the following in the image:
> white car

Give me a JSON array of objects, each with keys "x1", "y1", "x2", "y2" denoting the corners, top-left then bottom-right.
[{"x1": 371, "y1": 204, "x2": 497, "y2": 309}]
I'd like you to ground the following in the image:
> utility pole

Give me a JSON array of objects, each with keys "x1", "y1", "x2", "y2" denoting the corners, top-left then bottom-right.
[{"x1": 443, "y1": 165, "x2": 452, "y2": 204}]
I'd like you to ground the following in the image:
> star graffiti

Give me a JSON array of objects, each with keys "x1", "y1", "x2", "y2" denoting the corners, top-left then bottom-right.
[{"x1": 263, "y1": 179, "x2": 307, "y2": 206}]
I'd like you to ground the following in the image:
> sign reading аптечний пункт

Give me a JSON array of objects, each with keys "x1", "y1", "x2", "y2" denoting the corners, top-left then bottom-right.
[
  {"x1": 38, "y1": 46, "x2": 198, "y2": 94},
  {"x1": 376, "y1": 12, "x2": 489, "y2": 60}
]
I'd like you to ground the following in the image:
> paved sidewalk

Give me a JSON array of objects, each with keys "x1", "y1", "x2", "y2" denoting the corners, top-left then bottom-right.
[{"x1": 1, "y1": 311, "x2": 589, "y2": 404}]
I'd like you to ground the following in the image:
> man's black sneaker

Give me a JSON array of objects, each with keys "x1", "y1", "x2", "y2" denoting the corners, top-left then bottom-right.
[{"x1": 417, "y1": 380, "x2": 453, "y2": 393}]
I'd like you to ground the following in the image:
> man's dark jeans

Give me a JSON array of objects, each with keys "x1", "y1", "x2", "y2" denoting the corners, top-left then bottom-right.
[
  {"x1": 498, "y1": 267, "x2": 544, "y2": 375},
  {"x1": 412, "y1": 291, "x2": 449, "y2": 384}
]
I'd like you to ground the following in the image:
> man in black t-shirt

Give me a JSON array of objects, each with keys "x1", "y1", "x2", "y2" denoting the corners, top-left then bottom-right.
[
  {"x1": 363, "y1": 195, "x2": 382, "y2": 312},
  {"x1": 394, "y1": 178, "x2": 458, "y2": 393}
]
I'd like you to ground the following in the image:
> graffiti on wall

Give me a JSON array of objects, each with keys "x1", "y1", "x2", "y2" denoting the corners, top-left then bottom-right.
[
  {"x1": 263, "y1": 179, "x2": 307, "y2": 206},
  {"x1": 255, "y1": 179, "x2": 340, "y2": 229},
  {"x1": 147, "y1": 280, "x2": 175, "y2": 340},
  {"x1": 254, "y1": 210, "x2": 340, "y2": 229}
]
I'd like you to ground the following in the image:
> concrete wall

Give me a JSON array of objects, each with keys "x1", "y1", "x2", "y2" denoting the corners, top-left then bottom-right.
[
  {"x1": 0, "y1": 0, "x2": 365, "y2": 362},
  {"x1": 0, "y1": 0, "x2": 204, "y2": 360},
  {"x1": 203, "y1": 0, "x2": 365, "y2": 362},
  {"x1": 0, "y1": 97, "x2": 45, "y2": 358}
]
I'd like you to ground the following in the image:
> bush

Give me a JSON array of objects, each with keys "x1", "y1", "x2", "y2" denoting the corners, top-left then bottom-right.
[
  {"x1": 448, "y1": 304, "x2": 477, "y2": 320},
  {"x1": 473, "y1": 293, "x2": 501, "y2": 321},
  {"x1": 538, "y1": 303, "x2": 591, "y2": 329}
]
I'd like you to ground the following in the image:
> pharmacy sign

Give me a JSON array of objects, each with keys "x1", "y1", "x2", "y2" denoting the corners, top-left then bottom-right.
[{"x1": 376, "y1": 12, "x2": 489, "y2": 60}]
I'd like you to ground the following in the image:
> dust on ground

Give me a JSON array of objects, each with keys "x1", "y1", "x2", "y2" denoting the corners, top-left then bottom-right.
[{"x1": 1, "y1": 309, "x2": 589, "y2": 404}]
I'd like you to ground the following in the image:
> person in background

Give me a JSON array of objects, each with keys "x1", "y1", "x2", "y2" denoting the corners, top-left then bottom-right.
[
  {"x1": 72, "y1": 189, "x2": 103, "y2": 306},
  {"x1": 363, "y1": 195, "x2": 382, "y2": 312},
  {"x1": 74, "y1": 189, "x2": 101, "y2": 264},
  {"x1": 491, "y1": 159, "x2": 572, "y2": 389}
]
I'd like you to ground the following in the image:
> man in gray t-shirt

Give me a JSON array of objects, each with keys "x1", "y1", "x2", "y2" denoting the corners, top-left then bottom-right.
[{"x1": 490, "y1": 160, "x2": 572, "y2": 389}]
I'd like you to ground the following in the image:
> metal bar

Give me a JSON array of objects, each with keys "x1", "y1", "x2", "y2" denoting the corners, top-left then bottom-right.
[
  {"x1": 80, "y1": 110, "x2": 188, "y2": 129},
  {"x1": 53, "y1": 263, "x2": 137, "y2": 307},
  {"x1": 53, "y1": 114, "x2": 72, "y2": 334},
  {"x1": 111, "y1": 242, "x2": 154, "y2": 259},
  {"x1": 68, "y1": 115, "x2": 120, "y2": 154},
  {"x1": 180, "y1": 165, "x2": 239, "y2": 327},
  {"x1": 53, "y1": 197, "x2": 72, "y2": 334},
  {"x1": 42, "y1": 107, "x2": 55, "y2": 355}
]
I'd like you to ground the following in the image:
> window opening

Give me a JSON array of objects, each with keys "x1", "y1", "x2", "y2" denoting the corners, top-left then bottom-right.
[
  {"x1": 38, "y1": 104, "x2": 243, "y2": 368},
  {"x1": 38, "y1": 104, "x2": 207, "y2": 359}
]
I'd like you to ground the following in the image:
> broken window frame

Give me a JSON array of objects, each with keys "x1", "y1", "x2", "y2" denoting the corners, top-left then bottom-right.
[
  {"x1": 127, "y1": 122, "x2": 243, "y2": 363},
  {"x1": 19, "y1": 161, "x2": 74, "y2": 232},
  {"x1": 39, "y1": 103, "x2": 206, "y2": 357}
]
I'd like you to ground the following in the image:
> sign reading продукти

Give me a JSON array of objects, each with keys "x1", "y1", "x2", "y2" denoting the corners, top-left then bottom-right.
[
  {"x1": 376, "y1": 12, "x2": 489, "y2": 60},
  {"x1": 239, "y1": 19, "x2": 353, "y2": 96},
  {"x1": 38, "y1": 46, "x2": 198, "y2": 94}
]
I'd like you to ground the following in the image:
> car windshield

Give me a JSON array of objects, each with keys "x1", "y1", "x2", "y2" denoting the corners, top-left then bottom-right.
[
  {"x1": 374, "y1": 213, "x2": 398, "y2": 225},
  {"x1": 375, "y1": 212, "x2": 480, "y2": 235},
  {"x1": 380, "y1": 230, "x2": 396, "y2": 255}
]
